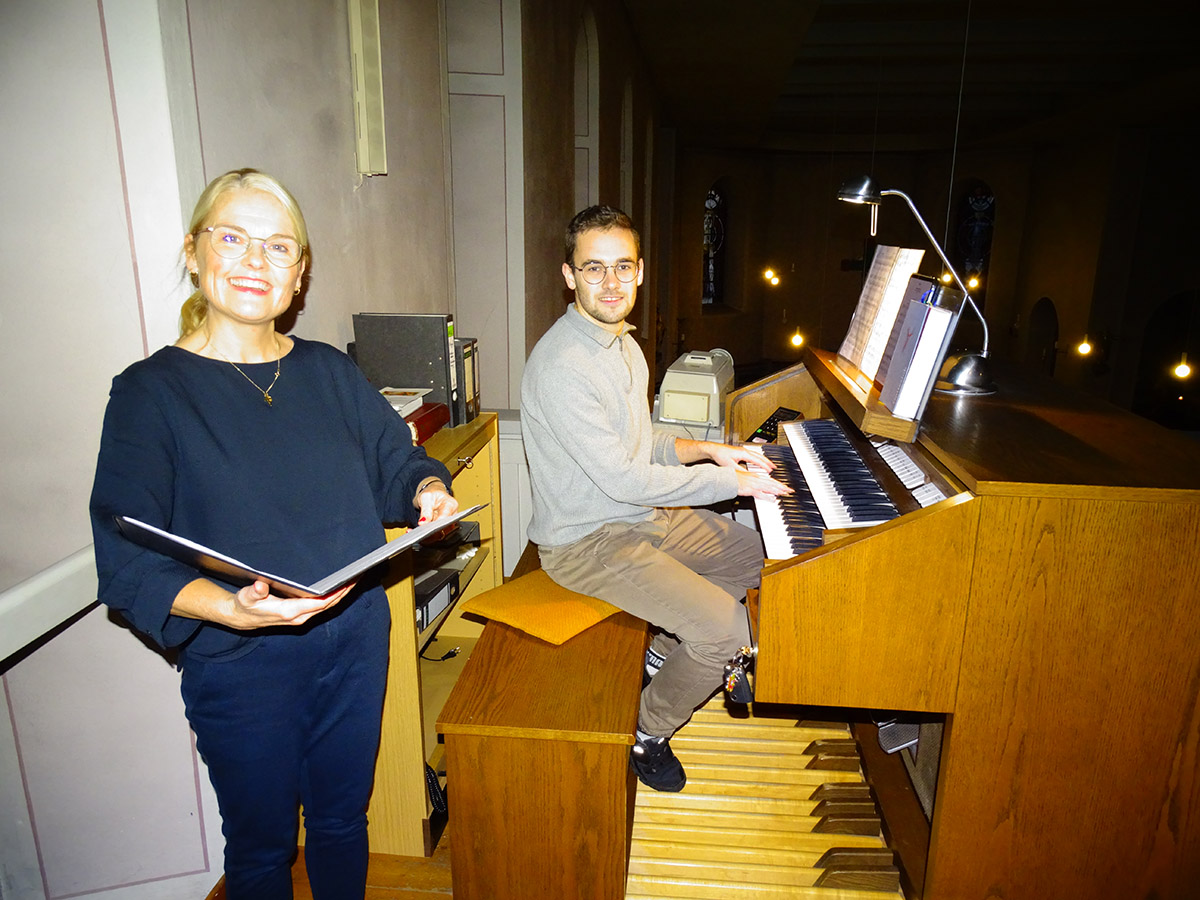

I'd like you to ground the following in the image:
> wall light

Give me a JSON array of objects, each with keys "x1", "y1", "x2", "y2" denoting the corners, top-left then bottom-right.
[
  {"x1": 1077, "y1": 336, "x2": 1093, "y2": 356},
  {"x1": 763, "y1": 268, "x2": 775, "y2": 281},
  {"x1": 790, "y1": 329, "x2": 804, "y2": 348},
  {"x1": 1174, "y1": 353, "x2": 1191, "y2": 379}
]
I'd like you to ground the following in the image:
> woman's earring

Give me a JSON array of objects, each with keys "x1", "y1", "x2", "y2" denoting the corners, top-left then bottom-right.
[{"x1": 294, "y1": 286, "x2": 301, "y2": 296}]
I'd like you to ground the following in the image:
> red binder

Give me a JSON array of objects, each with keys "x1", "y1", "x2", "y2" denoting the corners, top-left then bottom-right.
[{"x1": 404, "y1": 402, "x2": 450, "y2": 445}]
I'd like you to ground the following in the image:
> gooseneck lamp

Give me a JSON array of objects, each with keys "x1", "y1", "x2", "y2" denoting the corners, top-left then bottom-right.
[{"x1": 837, "y1": 175, "x2": 996, "y2": 394}]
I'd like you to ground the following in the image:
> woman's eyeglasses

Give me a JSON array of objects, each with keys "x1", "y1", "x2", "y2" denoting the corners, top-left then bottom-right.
[{"x1": 196, "y1": 225, "x2": 304, "y2": 268}]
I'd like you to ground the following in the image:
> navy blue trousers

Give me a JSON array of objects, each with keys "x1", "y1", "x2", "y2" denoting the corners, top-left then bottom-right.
[{"x1": 181, "y1": 590, "x2": 390, "y2": 900}]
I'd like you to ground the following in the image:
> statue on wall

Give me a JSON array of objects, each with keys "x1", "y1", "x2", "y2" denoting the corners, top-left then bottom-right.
[
  {"x1": 953, "y1": 181, "x2": 995, "y2": 305},
  {"x1": 701, "y1": 188, "x2": 725, "y2": 306}
]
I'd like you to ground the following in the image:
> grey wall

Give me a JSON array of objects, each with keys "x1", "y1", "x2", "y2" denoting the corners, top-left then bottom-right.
[{"x1": 0, "y1": 0, "x2": 455, "y2": 895}]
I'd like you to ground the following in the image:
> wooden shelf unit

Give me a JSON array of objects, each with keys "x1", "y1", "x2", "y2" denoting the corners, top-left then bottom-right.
[{"x1": 367, "y1": 412, "x2": 503, "y2": 857}]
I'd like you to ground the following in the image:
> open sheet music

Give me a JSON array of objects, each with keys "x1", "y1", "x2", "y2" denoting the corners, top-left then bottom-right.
[
  {"x1": 115, "y1": 505, "x2": 487, "y2": 599},
  {"x1": 837, "y1": 245, "x2": 925, "y2": 381}
]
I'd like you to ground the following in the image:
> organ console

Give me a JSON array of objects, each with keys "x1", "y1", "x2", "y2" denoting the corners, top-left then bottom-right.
[
  {"x1": 727, "y1": 346, "x2": 1200, "y2": 899},
  {"x1": 439, "y1": 344, "x2": 1200, "y2": 900}
]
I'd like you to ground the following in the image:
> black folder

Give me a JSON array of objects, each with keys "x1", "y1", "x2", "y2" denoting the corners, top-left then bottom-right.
[{"x1": 352, "y1": 313, "x2": 460, "y2": 421}]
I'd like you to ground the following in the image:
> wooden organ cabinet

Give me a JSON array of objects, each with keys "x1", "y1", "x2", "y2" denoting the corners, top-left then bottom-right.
[
  {"x1": 730, "y1": 348, "x2": 1200, "y2": 899},
  {"x1": 434, "y1": 356, "x2": 1200, "y2": 900}
]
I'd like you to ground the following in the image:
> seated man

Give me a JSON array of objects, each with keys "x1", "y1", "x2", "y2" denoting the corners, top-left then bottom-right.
[{"x1": 520, "y1": 205, "x2": 790, "y2": 792}]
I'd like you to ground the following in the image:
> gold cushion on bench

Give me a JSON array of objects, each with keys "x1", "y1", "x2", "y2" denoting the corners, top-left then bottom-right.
[{"x1": 459, "y1": 569, "x2": 621, "y2": 645}]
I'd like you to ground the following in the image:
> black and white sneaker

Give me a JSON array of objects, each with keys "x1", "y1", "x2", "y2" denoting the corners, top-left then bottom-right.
[{"x1": 630, "y1": 733, "x2": 686, "y2": 792}]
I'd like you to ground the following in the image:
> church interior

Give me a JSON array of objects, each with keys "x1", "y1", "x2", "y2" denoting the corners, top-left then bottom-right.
[
  {"x1": 1, "y1": 1, "x2": 1199, "y2": 899},
  {"x1": 623, "y1": 0, "x2": 1199, "y2": 430}
]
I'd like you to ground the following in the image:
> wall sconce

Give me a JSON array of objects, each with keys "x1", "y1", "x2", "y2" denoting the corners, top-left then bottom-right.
[
  {"x1": 1075, "y1": 332, "x2": 1113, "y2": 376},
  {"x1": 763, "y1": 268, "x2": 780, "y2": 286},
  {"x1": 942, "y1": 271, "x2": 979, "y2": 290},
  {"x1": 838, "y1": 175, "x2": 995, "y2": 394},
  {"x1": 1174, "y1": 353, "x2": 1191, "y2": 379},
  {"x1": 790, "y1": 329, "x2": 804, "y2": 348}
]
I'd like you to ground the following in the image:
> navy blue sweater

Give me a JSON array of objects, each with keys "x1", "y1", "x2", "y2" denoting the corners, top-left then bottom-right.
[{"x1": 89, "y1": 337, "x2": 450, "y2": 661}]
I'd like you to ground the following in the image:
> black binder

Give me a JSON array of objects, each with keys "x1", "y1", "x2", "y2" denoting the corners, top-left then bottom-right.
[
  {"x1": 352, "y1": 313, "x2": 460, "y2": 421},
  {"x1": 453, "y1": 336, "x2": 479, "y2": 424}
]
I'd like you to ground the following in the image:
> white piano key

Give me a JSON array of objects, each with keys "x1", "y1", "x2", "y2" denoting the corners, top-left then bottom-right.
[
  {"x1": 913, "y1": 482, "x2": 949, "y2": 507},
  {"x1": 745, "y1": 443, "x2": 823, "y2": 560}
]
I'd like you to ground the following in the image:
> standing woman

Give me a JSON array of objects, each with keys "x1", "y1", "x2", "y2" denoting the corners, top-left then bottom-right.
[{"x1": 89, "y1": 169, "x2": 457, "y2": 899}]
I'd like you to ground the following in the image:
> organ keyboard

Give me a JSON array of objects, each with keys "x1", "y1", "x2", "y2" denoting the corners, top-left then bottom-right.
[
  {"x1": 749, "y1": 441, "x2": 824, "y2": 559},
  {"x1": 749, "y1": 416, "x2": 953, "y2": 560},
  {"x1": 779, "y1": 420, "x2": 898, "y2": 529}
]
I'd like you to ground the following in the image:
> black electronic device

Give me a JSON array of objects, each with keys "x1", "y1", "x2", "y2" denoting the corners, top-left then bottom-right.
[{"x1": 747, "y1": 407, "x2": 801, "y2": 443}]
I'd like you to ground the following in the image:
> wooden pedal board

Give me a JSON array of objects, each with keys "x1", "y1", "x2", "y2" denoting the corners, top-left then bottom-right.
[{"x1": 625, "y1": 698, "x2": 904, "y2": 899}]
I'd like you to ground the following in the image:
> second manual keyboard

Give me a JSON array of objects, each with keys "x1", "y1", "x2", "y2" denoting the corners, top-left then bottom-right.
[
  {"x1": 751, "y1": 419, "x2": 902, "y2": 559},
  {"x1": 780, "y1": 419, "x2": 899, "y2": 530}
]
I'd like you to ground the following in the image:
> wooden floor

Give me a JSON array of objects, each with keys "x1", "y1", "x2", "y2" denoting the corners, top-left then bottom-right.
[
  {"x1": 205, "y1": 838, "x2": 453, "y2": 900},
  {"x1": 290, "y1": 841, "x2": 453, "y2": 899}
]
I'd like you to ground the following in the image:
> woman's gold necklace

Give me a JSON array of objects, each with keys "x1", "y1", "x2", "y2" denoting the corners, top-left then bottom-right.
[{"x1": 214, "y1": 341, "x2": 282, "y2": 406}]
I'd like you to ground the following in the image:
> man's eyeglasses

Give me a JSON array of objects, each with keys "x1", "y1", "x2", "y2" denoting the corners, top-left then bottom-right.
[
  {"x1": 196, "y1": 225, "x2": 305, "y2": 268},
  {"x1": 572, "y1": 262, "x2": 638, "y2": 285}
]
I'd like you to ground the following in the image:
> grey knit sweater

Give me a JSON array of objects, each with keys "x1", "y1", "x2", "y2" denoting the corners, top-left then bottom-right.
[{"x1": 521, "y1": 304, "x2": 739, "y2": 548}]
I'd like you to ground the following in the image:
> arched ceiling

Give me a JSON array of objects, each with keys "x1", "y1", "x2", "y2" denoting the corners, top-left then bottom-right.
[{"x1": 622, "y1": 0, "x2": 1199, "y2": 152}]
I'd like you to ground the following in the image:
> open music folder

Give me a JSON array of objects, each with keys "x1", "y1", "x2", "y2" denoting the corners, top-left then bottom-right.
[
  {"x1": 115, "y1": 504, "x2": 486, "y2": 598},
  {"x1": 837, "y1": 245, "x2": 925, "y2": 382}
]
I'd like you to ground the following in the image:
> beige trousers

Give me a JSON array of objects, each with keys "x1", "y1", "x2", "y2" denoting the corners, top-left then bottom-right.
[{"x1": 539, "y1": 507, "x2": 762, "y2": 736}]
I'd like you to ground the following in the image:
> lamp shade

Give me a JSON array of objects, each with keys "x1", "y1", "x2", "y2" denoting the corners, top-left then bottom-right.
[{"x1": 837, "y1": 175, "x2": 882, "y2": 205}]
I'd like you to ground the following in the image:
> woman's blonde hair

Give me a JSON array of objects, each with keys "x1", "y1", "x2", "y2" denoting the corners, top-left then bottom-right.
[{"x1": 179, "y1": 169, "x2": 310, "y2": 337}]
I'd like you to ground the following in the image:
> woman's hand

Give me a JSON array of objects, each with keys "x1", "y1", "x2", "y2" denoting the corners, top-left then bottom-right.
[
  {"x1": 416, "y1": 481, "x2": 459, "y2": 524},
  {"x1": 228, "y1": 580, "x2": 356, "y2": 628},
  {"x1": 172, "y1": 578, "x2": 356, "y2": 629}
]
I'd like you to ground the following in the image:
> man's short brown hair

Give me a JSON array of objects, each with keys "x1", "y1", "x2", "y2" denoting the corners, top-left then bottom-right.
[{"x1": 564, "y1": 205, "x2": 641, "y2": 264}]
